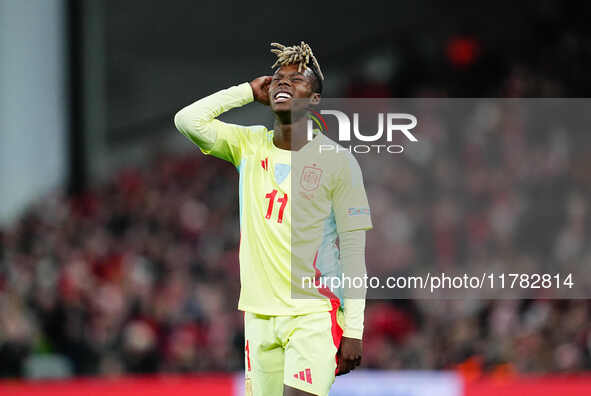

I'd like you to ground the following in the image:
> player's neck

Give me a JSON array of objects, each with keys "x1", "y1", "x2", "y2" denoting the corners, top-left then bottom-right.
[{"x1": 273, "y1": 116, "x2": 309, "y2": 151}]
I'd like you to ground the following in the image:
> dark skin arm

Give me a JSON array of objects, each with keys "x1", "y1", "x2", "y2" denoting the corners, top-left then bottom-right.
[{"x1": 337, "y1": 337, "x2": 362, "y2": 376}]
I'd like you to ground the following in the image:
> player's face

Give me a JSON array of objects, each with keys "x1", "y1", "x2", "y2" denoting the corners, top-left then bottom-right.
[{"x1": 269, "y1": 64, "x2": 319, "y2": 114}]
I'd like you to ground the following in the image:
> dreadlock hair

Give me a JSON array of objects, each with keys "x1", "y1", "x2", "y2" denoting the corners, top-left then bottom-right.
[{"x1": 270, "y1": 41, "x2": 324, "y2": 94}]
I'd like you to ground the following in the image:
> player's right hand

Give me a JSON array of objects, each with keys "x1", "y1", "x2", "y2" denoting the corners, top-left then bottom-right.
[{"x1": 250, "y1": 76, "x2": 272, "y2": 105}]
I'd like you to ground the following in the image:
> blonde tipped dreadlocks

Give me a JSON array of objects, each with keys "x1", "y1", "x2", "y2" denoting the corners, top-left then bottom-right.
[{"x1": 270, "y1": 41, "x2": 324, "y2": 82}]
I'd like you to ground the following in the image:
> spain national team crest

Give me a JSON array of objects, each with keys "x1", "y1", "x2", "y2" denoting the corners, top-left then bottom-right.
[{"x1": 300, "y1": 165, "x2": 323, "y2": 191}]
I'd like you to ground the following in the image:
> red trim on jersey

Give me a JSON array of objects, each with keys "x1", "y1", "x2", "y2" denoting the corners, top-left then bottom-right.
[
  {"x1": 312, "y1": 250, "x2": 339, "y2": 302},
  {"x1": 311, "y1": 110, "x2": 328, "y2": 132},
  {"x1": 245, "y1": 339, "x2": 251, "y2": 372},
  {"x1": 328, "y1": 298, "x2": 343, "y2": 374},
  {"x1": 311, "y1": 250, "x2": 343, "y2": 374}
]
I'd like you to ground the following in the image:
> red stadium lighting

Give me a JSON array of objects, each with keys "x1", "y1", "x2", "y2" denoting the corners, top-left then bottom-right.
[{"x1": 446, "y1": 36, "x2": 480, "y2": 68}]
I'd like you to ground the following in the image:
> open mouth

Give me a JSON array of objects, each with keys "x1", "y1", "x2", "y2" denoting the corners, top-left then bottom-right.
[{"x1": 274, "y1": 91, "x2": 293, "y2": 104}]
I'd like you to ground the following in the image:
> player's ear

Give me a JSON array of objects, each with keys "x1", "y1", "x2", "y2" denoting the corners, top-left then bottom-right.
[{"x1": 310, "y1": 93, "x2": 320, "y2": 105}]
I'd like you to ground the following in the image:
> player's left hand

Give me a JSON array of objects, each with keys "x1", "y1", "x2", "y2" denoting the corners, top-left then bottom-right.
[{"x1": 336, "y1": 337, "x2": 362, "y2": 376}]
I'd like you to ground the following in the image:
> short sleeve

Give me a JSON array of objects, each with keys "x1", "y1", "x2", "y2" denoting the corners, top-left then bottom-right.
[{"x1": 332, "y1": 154, "x2": 373, "y2": 233}]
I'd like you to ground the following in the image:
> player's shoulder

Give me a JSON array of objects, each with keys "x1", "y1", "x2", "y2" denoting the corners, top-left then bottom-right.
[
  {"x1": 242, "y1": 124, "x2": 271, "y2": 143},
  {"x1": 316, "y1": 134, "x2": 366, "y2": 187},
  {"x1": 244, "y1": 124, "x2": 268, "y2": 133},
  {"x1": 317, "y1": 133, "x2": 359, "y2": 165},
  {"x1": 238, "y1": 124, "x2": 268, "y2": 135}
]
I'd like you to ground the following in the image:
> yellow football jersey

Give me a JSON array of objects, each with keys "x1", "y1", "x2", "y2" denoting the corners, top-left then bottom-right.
[{"x1": 175, "y1": 83, "x2": 372, "y2": 316}]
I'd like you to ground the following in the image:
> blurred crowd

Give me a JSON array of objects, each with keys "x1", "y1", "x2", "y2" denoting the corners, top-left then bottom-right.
[
  {"x1": 360, "y1": 94, "x2": 591, "y2": 372},
  {"x1": 0, "y1": 154, "x2": 246, "y2": 377},
  {"x1": 350, "y1": 26, "x2": 591, "y2": 374},
  {"x1": 3, "y1": 15, "x2": 591, "y2": 378}
]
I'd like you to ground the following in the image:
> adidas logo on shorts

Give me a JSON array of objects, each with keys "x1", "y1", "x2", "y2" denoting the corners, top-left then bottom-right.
[{"x1": 293, "y1": 368, "x2": 312, "y2": 384}]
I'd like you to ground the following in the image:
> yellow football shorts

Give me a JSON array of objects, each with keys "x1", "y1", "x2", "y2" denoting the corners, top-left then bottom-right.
[{"x1": 244, "y1": 303, "x2": 343, "y2": 396}]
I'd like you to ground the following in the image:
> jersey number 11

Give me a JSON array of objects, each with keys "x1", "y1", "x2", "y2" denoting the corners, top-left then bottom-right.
[{"x1": 265, "y1": 189, "x2": 288, "y2": 223}]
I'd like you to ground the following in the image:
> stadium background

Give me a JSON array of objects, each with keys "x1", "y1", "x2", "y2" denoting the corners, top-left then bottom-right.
[{"x1": 2, "y1": 0, "x2": 591, "y2": 394}]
